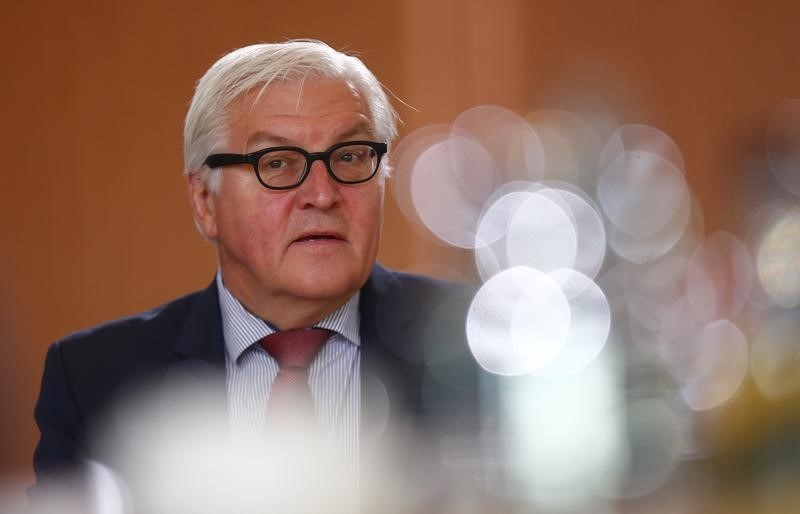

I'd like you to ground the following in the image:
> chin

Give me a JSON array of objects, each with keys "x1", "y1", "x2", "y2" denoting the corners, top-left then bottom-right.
[{"x1": 289, "y1": 269, "x2": 365, "y2": 302}]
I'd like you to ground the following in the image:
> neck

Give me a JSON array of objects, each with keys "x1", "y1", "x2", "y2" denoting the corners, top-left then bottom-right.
[{"x1": 219, "y1": 272, "x2": 349, "y2": 330}]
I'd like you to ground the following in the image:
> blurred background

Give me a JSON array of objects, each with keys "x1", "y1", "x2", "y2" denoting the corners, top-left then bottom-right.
[{"x1": 1, "y1": 0, "x2": 799, "y2": 512}]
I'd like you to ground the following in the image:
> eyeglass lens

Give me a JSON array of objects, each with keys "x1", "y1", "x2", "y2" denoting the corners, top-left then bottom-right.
[{"x1": 257, "y1": 144, "x2": 378, "y2": 188}]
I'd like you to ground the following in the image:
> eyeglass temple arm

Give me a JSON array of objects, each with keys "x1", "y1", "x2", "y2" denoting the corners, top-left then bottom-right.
[{"x1": 204, "y1": 153, "x2": 252, "y2": 168}]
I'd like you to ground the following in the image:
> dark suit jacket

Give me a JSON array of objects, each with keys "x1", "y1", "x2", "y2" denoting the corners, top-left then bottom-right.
[{"x1": 32, "y1": 264, "x2": 483, "y2": 510}]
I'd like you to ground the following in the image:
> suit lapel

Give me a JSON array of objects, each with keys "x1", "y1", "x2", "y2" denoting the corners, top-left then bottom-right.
[
  {"x1": 172, "y1": 279, "x2": 227, "y2": 367},
  {"x1": 359, "y1": 265, "x2": 426, "y2": 444}
]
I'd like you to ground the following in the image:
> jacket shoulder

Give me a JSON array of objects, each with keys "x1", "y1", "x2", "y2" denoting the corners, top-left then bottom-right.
[
  {"x1": 41, "y1": 285, "x2": 219, "y2": 428},
  {"x1": 56, "y1": 288, "x2": 205, "y2": 358},
  {"x1": 368, "y1": 265, "x2": 470, "y2": 307},
  {"x1": 33, "y1": 284, "x2": 221, "y2": 481}
]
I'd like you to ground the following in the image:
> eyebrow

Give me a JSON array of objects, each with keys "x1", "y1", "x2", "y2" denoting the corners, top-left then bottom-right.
[{"x1": 246, "y1": 123, "x2": 376, "y2": 149}]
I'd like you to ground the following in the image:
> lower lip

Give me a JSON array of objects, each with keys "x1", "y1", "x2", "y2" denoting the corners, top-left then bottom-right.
[{"x1": 292, "y1": 237, "x2": 344, "y2": 246}]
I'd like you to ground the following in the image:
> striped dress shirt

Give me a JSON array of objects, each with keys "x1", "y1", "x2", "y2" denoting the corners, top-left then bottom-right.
[{"x1": 215, "y1": 273, "x2": 361, "y2": 462}]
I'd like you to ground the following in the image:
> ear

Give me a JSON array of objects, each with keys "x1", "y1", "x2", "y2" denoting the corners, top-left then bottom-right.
[{"x1": 187, "y1": 172, "x2": 219, "y2": 240}]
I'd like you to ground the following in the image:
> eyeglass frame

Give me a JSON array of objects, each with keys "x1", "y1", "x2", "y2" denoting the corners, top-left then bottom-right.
[{"x1": 203, "y1": 140, "x2": 388, "y2": 190}]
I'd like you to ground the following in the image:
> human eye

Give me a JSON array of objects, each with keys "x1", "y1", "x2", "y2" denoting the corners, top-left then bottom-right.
[
  {"x1": 254, "y1": 149, "x2": 307, "y2": 188},
  {"x1": 335, "y1": 146, "x2": 371, "y2": 165},
  {"x1": 259, "y1": 150, "x2": 302, "y2": 173},
  {"x1": 265, "y1": 158, "x2": 289, "y2": 169}
]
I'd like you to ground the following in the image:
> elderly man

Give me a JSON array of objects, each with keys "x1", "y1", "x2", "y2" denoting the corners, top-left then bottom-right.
[{"x1": 32, "y1": 41, "x2": 481, "y2": 511}]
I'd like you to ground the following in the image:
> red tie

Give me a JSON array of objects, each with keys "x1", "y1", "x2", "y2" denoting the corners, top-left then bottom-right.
[
  {"x1": 260, "y1": 328, "x2": 332, "y2": 429},
  {"x1": 259, "y1": 328, "x2": 338, "y2": 507}
]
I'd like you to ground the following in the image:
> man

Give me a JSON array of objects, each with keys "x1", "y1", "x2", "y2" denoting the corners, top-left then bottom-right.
[{"x1": 32, "y1": 40, "x2": 481, "y2": 511}]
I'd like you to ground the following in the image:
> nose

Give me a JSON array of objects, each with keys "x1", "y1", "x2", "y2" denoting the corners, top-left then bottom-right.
[{"x1": 295, "y1": 158, "x2": 341, "y2": 209}]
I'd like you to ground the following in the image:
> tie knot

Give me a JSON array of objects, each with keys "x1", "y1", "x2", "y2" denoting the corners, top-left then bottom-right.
[{"x1": 259, "y1": 328, "x2": 333, "y2": 369}]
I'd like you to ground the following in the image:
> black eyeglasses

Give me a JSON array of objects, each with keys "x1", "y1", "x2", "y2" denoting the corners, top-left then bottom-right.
[{"x1": 204, "y1": 140, "x2": 388, "y2": 190}]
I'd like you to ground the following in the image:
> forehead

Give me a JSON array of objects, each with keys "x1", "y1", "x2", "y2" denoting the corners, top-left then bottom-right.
[{"x1": 226, "y1": 78, "x2": 371, "y2": 134}]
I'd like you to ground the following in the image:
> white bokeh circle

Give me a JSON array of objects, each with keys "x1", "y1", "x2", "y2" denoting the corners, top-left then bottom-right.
[{"x1": 466, "y1": 266, "x2": 571, "y2": 375}]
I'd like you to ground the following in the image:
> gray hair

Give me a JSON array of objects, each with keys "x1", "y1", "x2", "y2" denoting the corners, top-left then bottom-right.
[{"x1": 183, "y1": 40, "x2": 399, "y2": 191}]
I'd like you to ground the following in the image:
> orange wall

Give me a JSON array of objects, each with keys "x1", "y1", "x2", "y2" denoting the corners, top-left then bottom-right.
[{"x1": 2, "y1": 0, "x2": 799, "y2": 484}]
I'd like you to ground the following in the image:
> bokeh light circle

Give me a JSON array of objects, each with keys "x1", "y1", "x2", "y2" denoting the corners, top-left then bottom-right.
[
  {"x1": 686, "y1": 231, "x2": 754, "y2": 323},
  {"x1": 533, "y1": 269, "x2": 611, "y2": 378},
  {"x1": 604, "y1": 184, "x2": 692, "y2": 265},
  {"x1": 410, "y1": 134, "x2": 502, "y2": 248},
  {"x1": 474, "y1": 191, "x2": 533, "y2": 280},
  {"x1": 679, "y1": 320, "x2": 749, "y2": 411},
  {"x1": 390, "y1": 124, "x2": 454, "y2": 238},
  {"x1": 474, "y1": 189, "x2": 580, "y2": 279},
  {"x1": 599, "y1": 124, "x2": 685, "y2": 173},
  {"x1": 466, "y1": 266, "x2": 571, "y2": 375},
  {"x1": 454, "y1": 105, "x2": 546, "y2": 182},
  {"x1": 598, "y1": 151, "x2": 689, "y2": 239},
  {"x1": 505, "y1": 192, "x2": 578, "y2": 272},
  {"x1": 756, "y1": 207, "x2": 800, "y2": 308},
  {"x1": 533, "y1": 188, "x2": 607, "y2": 279}
]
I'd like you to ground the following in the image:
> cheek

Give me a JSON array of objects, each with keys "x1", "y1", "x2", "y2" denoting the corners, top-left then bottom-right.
[
  {"x1": 350, "y1": 188, "x2": 384, "y2": 241},
  {"x1": 215, "y1": 188, "x2": 287, "y2": 255}
]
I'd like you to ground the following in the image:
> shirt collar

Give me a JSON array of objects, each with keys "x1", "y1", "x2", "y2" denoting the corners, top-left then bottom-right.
[{"x1": 215, "y1": 271, "x2": 361, "y2": 364}]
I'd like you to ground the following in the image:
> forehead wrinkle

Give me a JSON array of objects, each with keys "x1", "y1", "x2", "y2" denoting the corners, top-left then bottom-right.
[
  {"x1": 338, "y1": 122, "x2": 376, "y2": 141},
  {"x1": 245, "y1": 119, "x2": 375, "y2": 149}
]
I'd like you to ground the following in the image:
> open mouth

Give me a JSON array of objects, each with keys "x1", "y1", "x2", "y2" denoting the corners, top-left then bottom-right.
[{"x1": 294, "y1": 234, "x2": 343, "y2": 243}]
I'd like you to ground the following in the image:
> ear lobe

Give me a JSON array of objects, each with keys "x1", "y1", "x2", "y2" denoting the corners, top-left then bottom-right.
[{"x1": 187, "y1": 172, "x2": 219, "y2": 240}]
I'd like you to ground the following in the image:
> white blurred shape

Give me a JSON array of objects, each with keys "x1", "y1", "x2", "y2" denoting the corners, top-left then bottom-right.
[
  {"x1": 87, "y1": 462, "x2": 129, "y2": 514},
  {"x1": 502, "y1": 351, "x2": 623, "y2": 510},
  {"x1": 686, "y1": 231, "x2": 754, "y2": 323},
  {"x1": 756, "y1": 207, "x2": 800, "y2": 308},
  {"x1": 411, "y1": 135, "x2": 502, "y2": 248},
  {"x1": 100, "y1": 369, "x2": 354, "y2": 514},
  {"x1": 474, "y1": 189, "x2": 532, "y2": 281},
  {"x1": 599, "y1": 124, "x2": 685, "y2": 173},
  {"x1": 534, "y1": 188, "x2": 606, "y2": 279},
  {"x1": 750, "y1": 310, "x2": 800, "y2": 400},
  {"x1": 533, "y1": 269, "x2": 611, "y2": 378},
  {"x1": 454, "y1": 105, "x2": 546, "y2": 182},
  {"x1": 766, "y1": 98, "x2": 800, "y2": 197},
  {"x1": 605, "y1": 184, "x2": 692, "y2": 264},
  {"x1": 466, "y1": 266, "x2": 570, "y2": 375},
  {"x1": 506, "y1": 191, "x2": 578, "y2": 272},
  {"x1": 390, "y1": 124, "x2": 453, "y2": 237},
  {"x1": 598, "y1": 151, "x2": 688, "y2": 239},
  {"x1": 680, "y1": 320, "x2": 749, "y2": 411},
  {"x1": 475, "y1": 188, "x2": 581, "y2": 280},
  {"x1": 742, "y1": 202, "x2": 790, "y2": 310},
  {"x1": 476, "y1": 190, "x2": 531, "y2": 248},
  {"x1": 474, "y1": 184, "x2": 554, "y2": 280}
]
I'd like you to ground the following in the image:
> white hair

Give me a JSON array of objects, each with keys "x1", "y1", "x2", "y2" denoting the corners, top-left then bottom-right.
[{"x1": 183, "y1": 40, "x2": 398, "y2": 191}]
